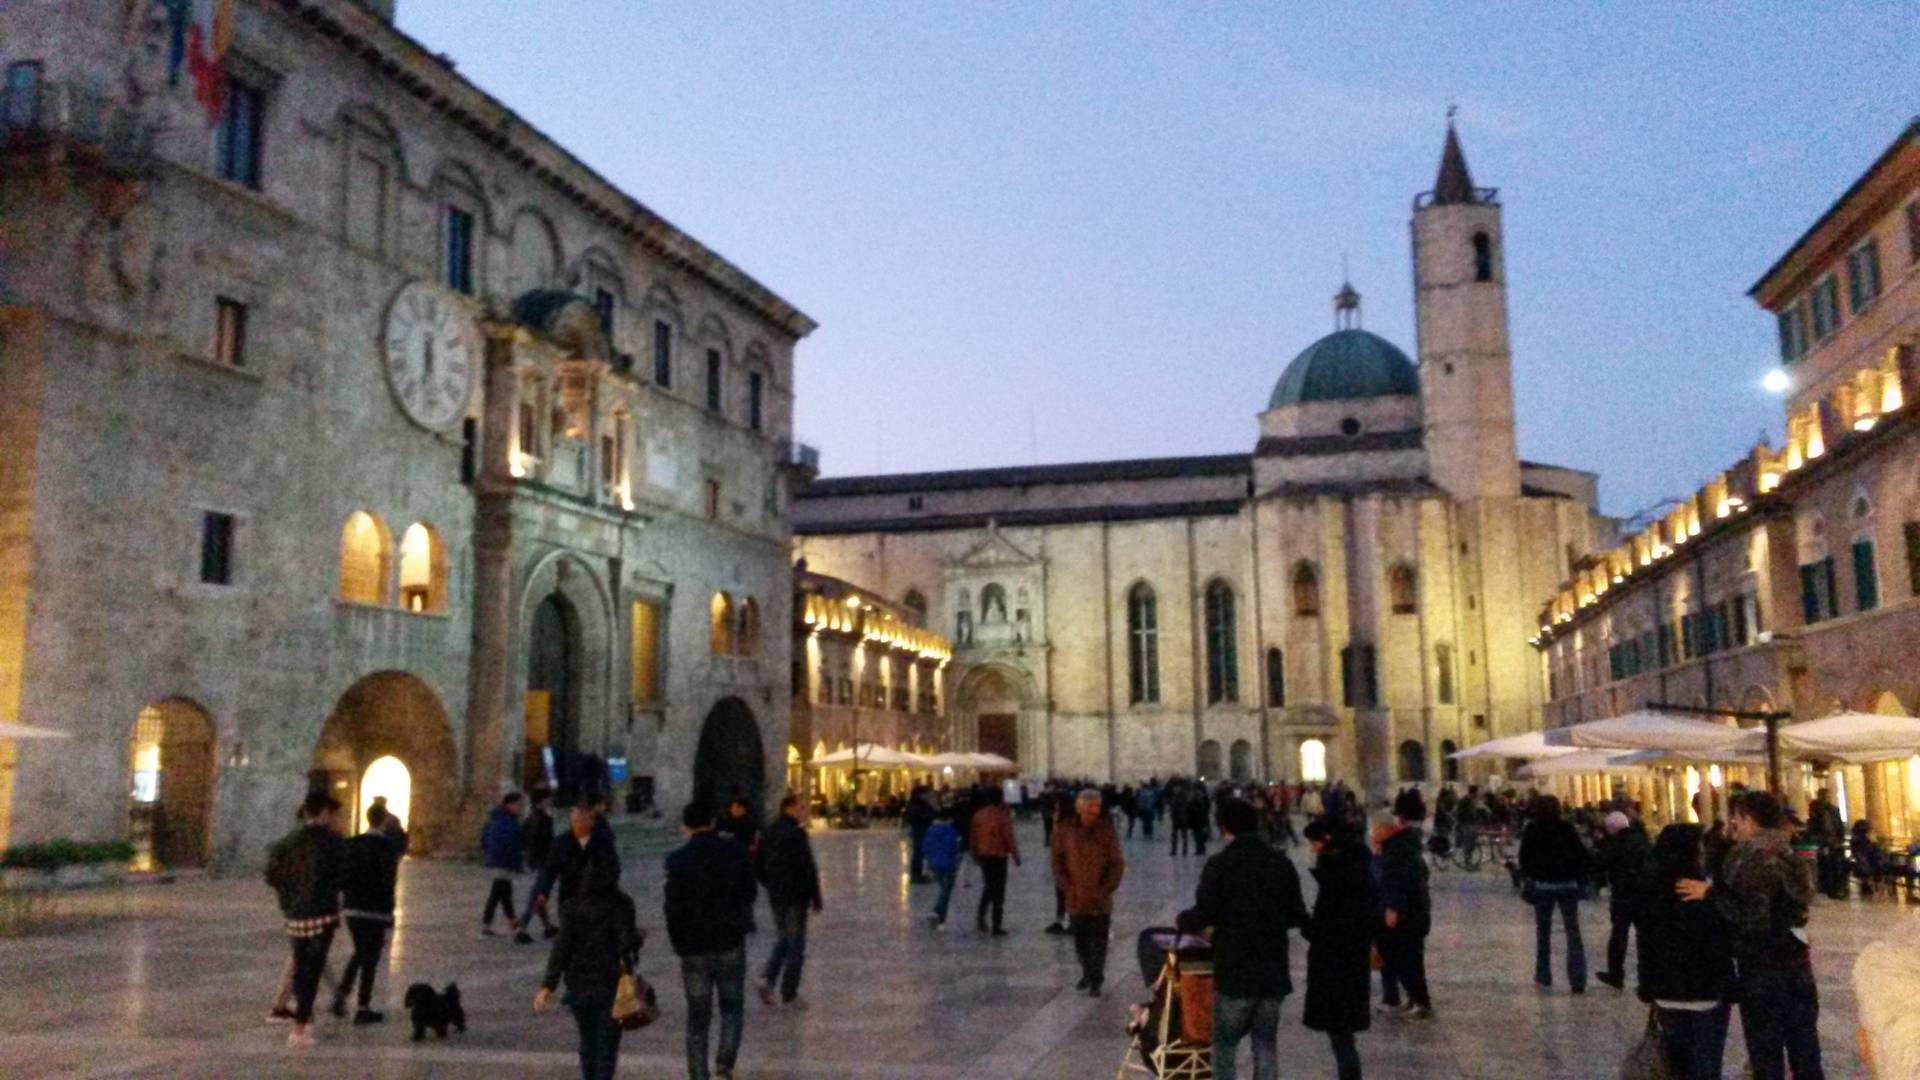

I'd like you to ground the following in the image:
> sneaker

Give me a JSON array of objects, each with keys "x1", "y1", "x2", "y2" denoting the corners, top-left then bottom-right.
[
  {"x1": 266, "y1": 1008, "x2": 296, "y2": 1025},
  {"x1": 286, "y1": 1027, "x2": 315, "y2": 1048},
  {"x1": 513, "y1": 931, "x2": 534, "y2": 945},
  {"x1": 929, "y1": 916, "x2": 945, "y2": 931},
  {"x1": 352, "y1": 1009, "x2": 384, "y2": 1025},
  {"x1": 756, "y1": 983, "x2": 778, "y2": 1008},
  {"x1": 1595, "y1": 972, "x2": 1624, "y2": 990}
]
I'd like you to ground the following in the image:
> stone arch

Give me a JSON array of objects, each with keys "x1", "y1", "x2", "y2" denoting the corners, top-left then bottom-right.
[
  {"x1": 337, "y1": 104, "x2": 406, "y2": 255},
  {"x1": 1398, "y1": 738, "x2": 1428, "y2": 782},
  {"x1": 1229, "y1": 738, "x2": 1254, "y2": 782},
  {"x1": 1388, "y1": 562, "x2": 1418, "y2": 614},
  {"x1": 1197, "y1": 739, "x2": 1224, "y2": 780},
  {"x1": 339, "y1": 510, "x2": 394, "y2": 606},
  {"x1": 127, "y1": 697, "x2": 217, "y2": 870},
  {"x1": 1440, "y1": 739, "x2": 1460, "y2": 782},
  {"x1": 507, "y1": 206, "x2": 564, "y2": 299},
  {"x1": 1292, "y1": 561, "x2": 1321, "y2": 617},
  {"x1": 313, "y1": 672, "x2": 458, "y2": 854},
  {"x1": 397, "y1": 521, "x2": 448, "y2": 614},
  {"x1": 1298, "y1": 737, "x2": 1329, "y2": 783},
  {"x1": 694, "y1": 696, "x2": 766, "y2": 817},
  {"x1": 956, "y1": 662, "x2": 1034, "y2": 768},
  {"x1": 516, "y1": 551, "x2": 614, "y2": 802}
]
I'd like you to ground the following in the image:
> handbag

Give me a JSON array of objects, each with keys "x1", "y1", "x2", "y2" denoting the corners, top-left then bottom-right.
[
  {"x1": 611, "y1": 966, "x2": 659, "y2": 1031},
  {"x1": 1619, "y1": 1009, "x2": 1672, "y2": 1080}
]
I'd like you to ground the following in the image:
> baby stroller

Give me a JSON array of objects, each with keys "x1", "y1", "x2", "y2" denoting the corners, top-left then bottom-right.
[{"x1": 1117, "y1": 927, "x2": 1214, "y2": 1079}]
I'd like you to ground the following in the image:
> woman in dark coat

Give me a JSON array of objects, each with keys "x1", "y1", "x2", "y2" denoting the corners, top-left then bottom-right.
[
  {"x1": 1518, "y1": 794, "x2": 1591, "y2": 992},
  {"x1": 535, "y1": 860, "x2": 643, "y2": 1080},
  {"x1": 1303, "y1": 817, "x2": 1378, "y2": 1080},
  {"x1": 1635, "y1": 824, "x2": 1733, "y2": 1079}
]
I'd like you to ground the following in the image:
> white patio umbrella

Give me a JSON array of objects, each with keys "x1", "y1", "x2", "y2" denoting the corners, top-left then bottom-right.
[
  {"x1": 810, "y1": 743, "x2": 929, "y2": 768},
  {"x1": 0, "y1": 721, "x2": 73, "y2": 739},
  {"x1": 922, "y1": 751, "x2": 979, "y2": 768},
  {"x1": 1447, "y1": 731, "x2": 1578, "y2": 760},
  {"x1": 1613, "y1": 745, "x2": 1769, "y2": 768},
  {"x1": 1542, "y1": 710, "x2": 1750, "y2": 754},
  {"x1": 1518, "y1": 749, "x2": 1652, "y2": 779},
  {"x1": 1777, "y1": 712, "x2": 1920, "y2": 763},
  {"x1": 967, "y1": 752, "x2": 1018, "y2": 770}
]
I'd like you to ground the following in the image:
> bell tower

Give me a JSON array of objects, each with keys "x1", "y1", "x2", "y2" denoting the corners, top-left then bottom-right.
[{"x1": 1412, "y1": 121, "x2": 1521, "y2": 499}]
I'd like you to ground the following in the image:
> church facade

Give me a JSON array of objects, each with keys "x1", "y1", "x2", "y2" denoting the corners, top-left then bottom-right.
[
  {"x1": 794, "y1": 128, "x2": 1607, "y2": 796},
  {"x1": 0, "y1": 1, "x2": 810, "y2": 866}
]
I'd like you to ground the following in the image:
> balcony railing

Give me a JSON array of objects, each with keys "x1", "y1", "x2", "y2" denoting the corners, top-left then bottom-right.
[{"x1": 2, "y1": 77, "x2": 157, "y2": 176}]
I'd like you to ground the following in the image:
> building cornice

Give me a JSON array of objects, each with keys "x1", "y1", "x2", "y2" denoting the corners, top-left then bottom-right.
[{"x1": 1748, "y1": 116, "x2": 1920, "y2": 308}]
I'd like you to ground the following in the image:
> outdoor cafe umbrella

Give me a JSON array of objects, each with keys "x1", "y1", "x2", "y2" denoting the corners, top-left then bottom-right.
[
  {"x1": 810, "y1": 743, "x2": 930, "y2": 768},
  {"x1": 1447, "y1": 731, "x2": 1577, "y2": 760},
  {"x1": 1517, "y1": 749, "x2": 1652, "y2": 779},
  {"x1": 1541, "y1": 710, "x2": 1749, "y2": 754},
  {"x1": 1776, "y1": 712, "x2": 1920, "y2": 763},
  {"x1": 965, "y1": 752, "x2": 1018, "y2": 770},
  {"x1": 0, "y1": 721, "x2": 72, "y2": 739}
]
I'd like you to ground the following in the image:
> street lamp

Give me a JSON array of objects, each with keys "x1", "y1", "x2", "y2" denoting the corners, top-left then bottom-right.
[{"x1": 1761, "y1": 369, "x2": 1790, "y2": 395}]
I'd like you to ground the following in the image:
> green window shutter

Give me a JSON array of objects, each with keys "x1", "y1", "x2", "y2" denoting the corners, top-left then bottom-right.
[
  {"x1": 1853, "y1": 540, "x2": 1878, "y2": 612},
  {"x1": 1905, "y1": 521, "x2": 1920, "y2": 599}
]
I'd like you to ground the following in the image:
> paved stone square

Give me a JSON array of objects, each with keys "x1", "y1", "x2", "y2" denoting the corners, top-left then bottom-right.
[{"x1": 0, "y1": 820, "x2": 1903, "y2": 1078}]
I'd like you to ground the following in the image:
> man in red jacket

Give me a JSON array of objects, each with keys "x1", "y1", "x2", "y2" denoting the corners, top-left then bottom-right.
[{"x1": 969, "y1": 786, "x2": 1021, "y2": 935}]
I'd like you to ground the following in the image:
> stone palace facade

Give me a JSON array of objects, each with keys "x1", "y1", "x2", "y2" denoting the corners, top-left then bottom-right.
[
  {"x1": 795, "y1": 127, "x2": 1609, "y2": 796},
  {"x1": 0, "y1": 0, "x2": 812, "y2": 867}
]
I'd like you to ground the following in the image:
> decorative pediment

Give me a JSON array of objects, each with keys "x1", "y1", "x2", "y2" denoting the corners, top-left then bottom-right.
[{"x1": 947, "y1": 520, "x2": 1039, "y2": 570}]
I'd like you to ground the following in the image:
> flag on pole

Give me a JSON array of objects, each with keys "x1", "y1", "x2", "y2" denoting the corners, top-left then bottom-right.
[{"x1": 186, "y1": 0, "x2": 236, "y2": 125}]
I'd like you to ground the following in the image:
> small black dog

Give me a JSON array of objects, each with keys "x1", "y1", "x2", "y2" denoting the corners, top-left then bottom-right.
[{"x1": 402, "y1": 982, "x2": 466, "y2": 1041}]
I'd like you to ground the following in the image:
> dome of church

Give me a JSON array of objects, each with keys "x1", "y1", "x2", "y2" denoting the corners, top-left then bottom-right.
[{"x1": 1268, "y1": 328, "x2": 1420, "y2": 409}]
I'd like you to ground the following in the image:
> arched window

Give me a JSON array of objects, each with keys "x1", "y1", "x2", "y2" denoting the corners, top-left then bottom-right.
[
  {"x1": 1440, "y1": 739, "x2": 1460, "y2": 782},
  {"x1": 1472, "y1": 232, "x2": 1493, "y2": 282},
  {"x1": 1292, "y1": 562, "x2": 1320, "y2": 617},
  {"x1": 709, "y1": 592, "x2": 734, "y2": 655},
  {"x1": 1398, "y1": 739, "x2": 1428, "y2": 782},
  {"x1": 1229, "y1": 739, "x2": 1254, "y2": 782},
  {"x1": 1203, "y1": 580, "x2": 1239, "y2": 704},
  {"x1": 1197, "y1": 739, "x2": 1223, "y2": 779},
  {"x1": 1299, "y1": 738, "x2": 1328, "y2": 783},
  {"x1": 1389, "y1": 563, "x2": 1418, "y2": 615},
  {"x1": 397, "y1": 522, "x2": 447, "y2": 613},
  {"x1": 1435, "y1": 643, "x2": 1455, "y2": 705},
  {"x1": 1126, "y1": 583, "x2": 1159, "y2": 705},
  {"x1": 1265, "y1": 647, "x2": 1285, "y2": 707},
  {"x1": 979, "y1": 583, "x2": 1008, "y2": 623},
  {"x1": 338, "y1": 511, "x2": 393, "y2": 606},
  {"x1": 902, "y1": 589, "x2": 928, "y2": 627},
  {"x1": 736, "y1": 597, "x2": 761, "y2": 656}
]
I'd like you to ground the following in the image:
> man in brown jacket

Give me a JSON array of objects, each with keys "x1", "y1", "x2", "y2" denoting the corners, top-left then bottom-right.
[
  {"x1": 969, "y1": 786, "x2": 1021, "y2": 935},
  {"x1": 1053, "y1": 788, "x2": 1126, "y2": 995}
]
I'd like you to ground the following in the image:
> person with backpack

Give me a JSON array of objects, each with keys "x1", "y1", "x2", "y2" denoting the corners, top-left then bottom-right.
[
  {"x1": 536, "y1": 858, "x2": 643, "y2": 1080},
  {"x1": 265, "y1": 792, "x2": 346, "y2": 1048},
  {"x1": 480, "y1": 792, "x2": 528, "y2": 936},
  {"x1": 331, "y1": 802, "x2": 400, "y2": 1024}
]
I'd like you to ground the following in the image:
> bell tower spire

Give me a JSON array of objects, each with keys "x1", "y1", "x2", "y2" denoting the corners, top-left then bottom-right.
[{"x1": 1412, "y1": 117, "x2": 1520, "y2": 499}]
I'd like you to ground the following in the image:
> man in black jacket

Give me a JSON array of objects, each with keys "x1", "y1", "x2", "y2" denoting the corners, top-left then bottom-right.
[
  {"x1": 513, "y1": 787, "x2": 560, "y2": 943},
  {"x1": 331, "y1": 803, "x2": 401, "y2": 1024},
  {"x1": 265, "y1": 792, "x2": 346, "y2": 1048},
  {"x1": 1595, "y1": 810, "x2": 1652, "y2": 990},
  {"x1": 667, "y1": 802, "x2": 759, "y2": 1080},
  {"x1": 904, "y1": 786, "x2": 934, "y2": 883},
  {"x1": 755, "y1": 793, "x2": 824, "y2": 1008},
  {"x1": 1176, "y1": 797, "x2": 1307, "y2": 1080},
  {"x1": 529, "y1": 803, "x2": 621, "y2": 929},
  {"x1": 1376, "y1": 788, "x2": 1435, "y2": 1019}
]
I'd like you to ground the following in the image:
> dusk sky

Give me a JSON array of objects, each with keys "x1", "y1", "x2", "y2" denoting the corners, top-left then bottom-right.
[{"x1": 399, "y1": 3, "x2": 1916, "y2": 518}]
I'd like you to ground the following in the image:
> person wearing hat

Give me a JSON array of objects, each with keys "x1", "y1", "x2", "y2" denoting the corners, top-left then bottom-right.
[
  {"x1": 1594, "y1": 808, "x2": 1652, "y2": 990},
  {"x1": 1374, "y1": 788, "x2": 1434, "y2": 1019}
]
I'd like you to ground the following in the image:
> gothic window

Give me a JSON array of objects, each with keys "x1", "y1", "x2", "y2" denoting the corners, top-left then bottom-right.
[
  {"x1": 980, "y1": 583, "x2": 1008, "y2": 623},
  {"x1": 338, "y1": 511, "x2": 391, "y2": 605},
  {"x1": 1472, "y1": 232, "x2": 1493, "y2": 282},
  {"x1": 444, "y1": 205, "x2": 474, "y2": 295},
  {"x1": 1126, "y1": 583, "x2": 1159, "y2": 705},
  {"x1": 1389, "y1": 563, "x2": 1418, "y2": 615},
  {"x1": 709, "y1": 592, "x2": 734, "y2": 655},
  {"x1": 1203, "y1": 579, "x2": 1238, "y2": 704},
  {"x1": 706, "y1": 348, "x2": 724, "y2": 413},
  {"x1": 748, "y1": 370, "x2": 764, "y2": 431},
  {"x1": 1292, "y1": 562, "x2": 1320, "y2": 617},
  {"x1": 956, "y1": 610, "x2": 972, "y2": 644},
  {"x1": 1398, "y1": 740, "x2": 1428, "y2": 782},
  {"x1": 903, "y1": 589, "x2": 928, "y2": 627},
  {"x1": 1265, "y1": 647, "x2": 1285, "y2": 707},
  {"x1": 396, "y1": 522, "x2": 446, "y2": 613}
]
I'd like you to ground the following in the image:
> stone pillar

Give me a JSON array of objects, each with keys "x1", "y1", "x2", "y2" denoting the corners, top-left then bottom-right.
[{"x1": 1864, "y1": 762, "x2": 1892, "y2": 841}]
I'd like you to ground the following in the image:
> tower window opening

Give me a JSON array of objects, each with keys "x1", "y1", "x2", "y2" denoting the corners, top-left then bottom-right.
[{"x1": 1472, "y1": 232, "x2": 1493, "y2": 282}]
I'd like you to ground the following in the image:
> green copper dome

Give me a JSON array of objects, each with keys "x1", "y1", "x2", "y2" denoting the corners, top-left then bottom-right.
[{"x1": 1268, "y1": 329, "x2": 1420, "y2": 409}]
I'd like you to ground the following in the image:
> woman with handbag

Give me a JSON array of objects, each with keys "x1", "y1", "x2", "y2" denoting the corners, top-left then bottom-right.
[
  {"x1": 1631, "y1": 824, "x2": 1732, "y2": 1079},
  {"x1": 1518, "y1": 795, "x2": 1591, "y2": 993},
  {"x1": 536, "y1": 860, "x2": 645, "y2": 1080}
]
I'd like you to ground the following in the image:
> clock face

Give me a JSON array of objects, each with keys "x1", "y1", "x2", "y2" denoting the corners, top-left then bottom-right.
[{"x1": 382, "y1": 281, "x2": 478, "y2": 432}]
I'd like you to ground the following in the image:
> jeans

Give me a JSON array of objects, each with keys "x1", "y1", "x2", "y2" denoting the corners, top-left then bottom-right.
[
  {"x1": 1070, "y1": 914, "x2": 1111, "y2": 988},
  {"x1": 931, "y1": 868, "x2": 958, "y2": 923},
  {"x1": 1139, "y1": 813, "x2": 1154, "y2": 839},
  {"x1": 288, "y1": 926, "x2": 336, "y2": 1024},
  {"x1": 1603, "y1": 906, "x2": 1636, "y2": 980},
  {"x1": 335, "y1": 916, "x2": 389, "y2": 1010},
  {"x1": 1531, "y1": 892, "x2": 1586, "y2": 989},
  {"x1": 1328, "y1": 1030, "x2": 1361, "y2": 1080},
  {"x1": 483, "y1": 875, "x2": 517, "y2": 927},
  {"x1": 681, "y1": 947, "x2": 746, "y2": 1080},
  {"x1": 976, "y1": 857, "x2": 1008, "y2": 930},
  {"x1": 1170, "y1": 826, "x2": 1189, "y2": 855},
  {"x1": 1377, "y1": 929, "x2": 1430, "y2": 1010},
  {"x1": 909, "y1": 827, "x2": 928, "y2": 880},
  {"x1": 567, "y1": 992, "x2": 622, "y2": 1080},
  {"x1": 1211, "y1": 994, "x2": 1281, "y2": 1080},
  {"x1": 762, "y1": 904, "x2": 809, "y2": 1002},
  {"x1": 1738, "y1": 963, "x2": 1824, "y2": 1080},
  {"x1": 1655, "y1": 1004, "x2": 1730, "y2": 1080}
]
